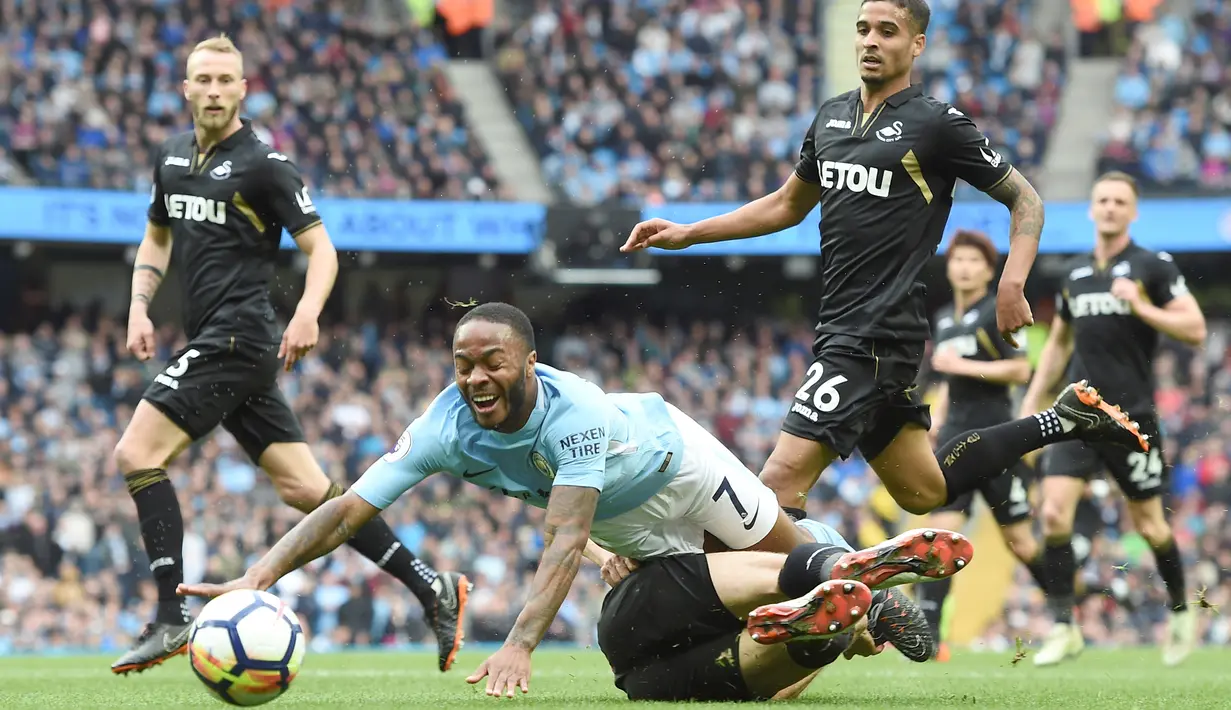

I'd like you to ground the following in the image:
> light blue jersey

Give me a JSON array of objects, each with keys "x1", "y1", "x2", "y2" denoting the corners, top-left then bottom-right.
[
  {"x1": 796, "y1": 518, "x2": 853, "y2": 551},
  {"x1": 352, "y1": 364, "x2": 685, "y2": 520}
]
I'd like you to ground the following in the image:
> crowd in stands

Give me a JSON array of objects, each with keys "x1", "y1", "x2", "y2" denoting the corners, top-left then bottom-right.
[
  {"x1": 495, "y1": 0, "x2": 1066, "y2": 205},
  {"x1": 1098, "y1": 1, "x2": 1231, "y2": 191},
  {"x1": 0, "y1": 0, "x2": 502, "y2": 200},
  {"x1": 1, "y1": 305, "x2": 1230, "y2": 655}
]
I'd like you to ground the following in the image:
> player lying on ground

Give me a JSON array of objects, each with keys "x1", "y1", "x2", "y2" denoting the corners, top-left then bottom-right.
[
  {"x1": 1021, "y1": 171, "x2": 1207, "y2": 667},
  {"x1": 177, "y1": 302, "x2": 974, "y2": 698},
  {"x1": 112, "y1": 35, "x2": 465, "y2": 676},
  {"x1": 584, "y1": 518, "x2": 953, "y2": 702},
  {"x1": 918, "y1": 230, "x2": 1047, "y2": 659},
  {"x1": 621, "y1": 0, "x2": 1147, "y2": 529}
]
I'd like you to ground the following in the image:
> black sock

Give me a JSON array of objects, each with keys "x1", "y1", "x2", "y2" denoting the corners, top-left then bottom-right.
[
  {"x1": 125, "y1": 468, "x2": 189, "y2": 625},
  {"x1": 1151, "y1": 539, "x2": 1188, "y2": 612},
  {"x1": 785, "y1": 637, "x2": 849, "y2": 669},
  {"x1": 916, "y1": 577, "x2": 952, "y2": 644},
  {"x1": 346, "y1": 519, "x2": 439, "y2": 608},
  {"x1": 1043, "y1": 538, "x2": 1076, "y2": 625},
  {"x1": 1024, "y1": 556, "x2": 1050, "y2": 594},
  {"x1": 939, "y1": 410, "x2": 1069, "y2": 505},
  {"x1": 778, "y1": 543, "x2": 848, "y2": 598}
]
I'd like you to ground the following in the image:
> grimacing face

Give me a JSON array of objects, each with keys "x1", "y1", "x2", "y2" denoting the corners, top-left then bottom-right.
[
  {"x1": 453, "y1": 320, "x2": 536, "y2": 431},
  {"x1": 184, "y1": 49, "x2": 246, "y2": 133},
  {"x1": 1089, "y1": 179, "x2": 1138, "y2": 239},
  {"x1": 855, "y1": 2, "x2": 925, "y2": 88},
  {"x1": 947, "y1": 245, "x2": 994, "y2": 293}
]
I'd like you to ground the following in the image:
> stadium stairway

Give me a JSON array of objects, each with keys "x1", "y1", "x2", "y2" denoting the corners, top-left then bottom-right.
[
  {"x1": 443, "y1": 61, "x2": 554, "y2": 204},
  {"x1": 1040, "y1": 57, "x2": 1122, "y2": 200}
]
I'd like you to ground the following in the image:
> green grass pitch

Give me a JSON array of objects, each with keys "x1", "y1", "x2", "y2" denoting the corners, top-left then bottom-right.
[{"x1": 1, "y1": 648, "x2": 1228, "y2": 708}]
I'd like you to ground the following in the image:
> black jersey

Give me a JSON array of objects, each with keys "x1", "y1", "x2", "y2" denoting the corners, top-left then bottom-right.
[
  {"x1": 933, "y1": 291, "x2": 1026, "y2": 428},
  {"x1": 1057, "y1": 242, "x2": 1188, "y2": 415},
  {"x1": 795, "y1": 85, "x2": 1013, "y2": 341},
  {"x1": 147, "y1": 119, "x2": 322, "y2": 344}
]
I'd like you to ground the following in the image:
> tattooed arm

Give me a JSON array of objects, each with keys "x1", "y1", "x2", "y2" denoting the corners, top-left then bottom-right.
[
  {"x1": 506, "y1": 486, "x2": 600, "y2": 651},
  {"x1": 985, "y1": 168, "x2": 1045, "y2": 292},
  {"x1": 125, "y1": 222, "x2": 174, "y2": 360},
  {"x1": 178, "y1": 492, "x2": 381, "y2": 597}
]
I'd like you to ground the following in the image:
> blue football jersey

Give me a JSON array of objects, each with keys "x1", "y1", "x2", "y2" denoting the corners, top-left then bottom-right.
[{"x1": 351, "y1": 364, "x2": 684, "y2": 520}]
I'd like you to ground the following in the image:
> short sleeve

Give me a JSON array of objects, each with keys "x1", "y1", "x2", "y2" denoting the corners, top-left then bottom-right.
[
  {"x1": 147, "y1": 149, "x2": 169, "y2": 226},
  {"x1": 259, "y1": 152, "x2": 323, "y2": 237},
  {"x1": 351, "y1": 414, "x2": 449, "y2": 510},
  {"x1": 793, "y1": 113, "x2": 822, "y2": 184},
  {"x1": 546, "y1": 404, "x2": 609, "y2": 491},
  {"x1": 1056, "y1": 291, "x2": 1071, "y2": 323},
  {"x1": 1144, "y1": 252, "x2": 1188, "y2": 308},
  {"x1": 936, "y1": 106, "x2": 1013, "y2": 192}
]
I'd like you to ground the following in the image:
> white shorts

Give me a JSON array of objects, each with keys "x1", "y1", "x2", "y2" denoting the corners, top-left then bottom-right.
[{"x1": 588, "y1": 403, "x2": 780, "y2": 559}]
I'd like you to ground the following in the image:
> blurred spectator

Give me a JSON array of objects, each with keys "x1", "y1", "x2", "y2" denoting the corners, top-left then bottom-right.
[
  {"x1": 0, "y1": 0, "x2": 503, "y2": 200},
  {"x1": 1097, "y1": 3, "x2": 1231, "y2": 191}
]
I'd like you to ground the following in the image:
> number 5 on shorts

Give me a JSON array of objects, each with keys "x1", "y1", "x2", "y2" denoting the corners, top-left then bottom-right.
[
  {"x1": 155, "y1": 348, "x2": 201, "y2": 390},
  {"x1": 794, "y1": 363, "x2": 848, "y2": 412}
]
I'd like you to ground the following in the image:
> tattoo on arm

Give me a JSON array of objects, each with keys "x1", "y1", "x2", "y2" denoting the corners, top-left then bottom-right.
[
  {"x1": 506, "y1": 486, "x2": 599, "y2": 651},
  {"x1": 986, "y1": 168, "x2": 1044, "y2": 242},
  {"x1": 132, "y1": 264, "x2": 165, "y2": 306},
  {"x1": 258, "y1": 497, "x2": 359, "y2": 583}
]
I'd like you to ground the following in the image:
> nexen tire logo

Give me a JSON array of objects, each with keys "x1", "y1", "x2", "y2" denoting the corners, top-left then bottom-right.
[{"x1": 818, "y1": 161, "x2": 892, "y2": 197}]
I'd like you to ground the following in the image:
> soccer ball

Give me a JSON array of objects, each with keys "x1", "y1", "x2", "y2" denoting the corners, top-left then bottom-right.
[{"x1": 188, "y1": 589, "x2": 306, "y2": 706}]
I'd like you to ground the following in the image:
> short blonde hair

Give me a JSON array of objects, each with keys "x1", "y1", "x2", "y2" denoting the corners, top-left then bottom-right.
[
  {"x1": 188, "y1": 34, "x2": 244, "y2": 75},
  {"x1": 1093, "y1": 170, "x2": 1139, "y2": 198}
]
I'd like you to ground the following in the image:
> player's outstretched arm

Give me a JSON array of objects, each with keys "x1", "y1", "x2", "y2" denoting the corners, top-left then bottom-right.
[
  {"x1": 621, "y1": 173, "x2": 820, "y2": 252},
  {"x1": 177, "y1": 491, "x2": 380, "y2": 598},
  {"x1": 1020, "y1": 315, "x2": 1073, "y2": 416},
  {"x1": 467, "y1": 485, "x2": 599, "y2": 697},
  {"x1": 126, "y1": 222, "x2": 173, "y2": 361}
]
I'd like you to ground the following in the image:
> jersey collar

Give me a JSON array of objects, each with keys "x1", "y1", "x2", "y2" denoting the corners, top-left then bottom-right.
[
  {"x1": 193, "y1": 118, "x2": 254, "y2": 154},
  {"x1": 883, "y1": 84, "x2": 924, "y2": 108}
]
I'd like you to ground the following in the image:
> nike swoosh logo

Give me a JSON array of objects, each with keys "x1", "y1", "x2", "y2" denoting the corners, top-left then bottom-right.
[
  {"x1": 461, "y1": 467, "x2": 496, "y2": 479},
  {"x1": 742, "y1": 503, "x2": 761, "y2": 531},
  {"x1": 163, "y1": 626, "x2": 190, "y2": 652}
]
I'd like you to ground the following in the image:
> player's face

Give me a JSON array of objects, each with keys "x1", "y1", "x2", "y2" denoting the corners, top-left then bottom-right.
[
  {"x1": 453, "y1": 320, "x2": 537, "y2": 431},
  {"x1": 1089, "y1": 179, "x2": 1138, "y2": 239},
  {"x1": 947, "y1": 246, "x2": 993, "y2": 293},
  {"x1": 855, "y1": 2, "x2": 925, "y2": 87},
  {"x1": 183, "y1": 50, "x2": 246, "y2": 133}
]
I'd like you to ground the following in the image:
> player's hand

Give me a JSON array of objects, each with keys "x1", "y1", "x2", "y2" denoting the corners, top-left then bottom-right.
[
  {"x1": 126, "y1": 310, "x2": 157, "y2": 361},
  {"x1": 995, "y1": 287, "x2": 1034, "y2": 348},
  {"x1": 930, "y1": 347, "x2": 966, "y2": 375},
  {"x1": 843, "y1": 618, "x2": 883, "y2": 659},
  {"x1": 466, "y1": 644, "x2": 532, "y2": 698},
  {"x1": 177, "y1": 572, "x2": 267, "y2": 599},
  {"x1": 600, "y1": 555, "x2": 640, "y2": 587},
  {"x1": 1110, "y1": 277, "x2": 1144, "y2": 312},
  {"x1": 620, "y1": 218, "x2": 695, "y2": 253},
  {"x1": 279, "y1": 311, "x2": 319, "y2": 371}
]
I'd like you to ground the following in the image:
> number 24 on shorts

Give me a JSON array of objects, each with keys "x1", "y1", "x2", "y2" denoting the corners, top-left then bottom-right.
[{"x1": 795, "y1": 363, "x2": 848, "y2": 412}]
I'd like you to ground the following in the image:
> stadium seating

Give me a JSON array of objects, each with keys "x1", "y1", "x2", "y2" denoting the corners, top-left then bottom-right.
[
  {"x1": 1097, "y1": 2, "x2": 1231, "y2": 191},
  {"x1": 495, "y1": 0, "x2": 1066, "y2": 205},
  {"x1": 0, "y1": 309, "x2": 1227, "y2": 653},
  {"x1": 0, "y1": 0, "x2": 502, "y2": 200}
]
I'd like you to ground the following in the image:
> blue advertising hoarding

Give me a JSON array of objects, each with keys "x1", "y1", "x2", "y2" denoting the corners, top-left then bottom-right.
[
  {"x1": 643, "y1": 196, "x2": 1231, "y2": 255},
  {"x1": 0, "y1": 187, "x2": 545, "y2": 253}
]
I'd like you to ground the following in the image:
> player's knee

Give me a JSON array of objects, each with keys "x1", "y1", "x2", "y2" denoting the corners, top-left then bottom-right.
[
  {"x1": 272, "y1": 475, "x2": 332, "y2": 512},
  {"x1": 888, "y1": 483, "x2": 945, "y2": 515},
  {"x1": 113, "y1": 436, "x2": 158, "y2": 474},
  {"x1": 1134, "y1": 517, "x2": 1172, "y2": 549},
  {"x1": 758, "y1": 459, "x2": 812, "y2": 506},
  {"x1": 1039, "y1": 500, "x2": 1074, "y2": 538}
]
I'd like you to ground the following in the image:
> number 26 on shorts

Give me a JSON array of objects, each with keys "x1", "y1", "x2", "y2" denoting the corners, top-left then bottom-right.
[{"x1": 794, "y1": 363, "x2": 848, "y2": 412}]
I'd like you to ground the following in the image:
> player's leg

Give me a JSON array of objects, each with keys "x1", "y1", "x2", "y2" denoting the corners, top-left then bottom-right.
[
  {"x1": 227, "y1": 386, "x2": 468, "y2": 672},
  {"x1": 1103, "y1": 426, "x2": 1195, "y2": 666},
  {"x1": 111, "y1": 339, "x2": 246, "y2": 674},
  {"x1": 1032, "y1": 442, "x2": 1095, "y2": 666},
  {"x1": 983, "y1": 462, "x2": 1047, "y2": 592}
]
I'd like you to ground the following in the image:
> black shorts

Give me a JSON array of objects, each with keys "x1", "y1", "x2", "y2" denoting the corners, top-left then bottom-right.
[
  {"x1": 934, "y1": 424, "x2": 1032, "y2": 525},
  {"x1": 596, "y1": 554, "x2": 756, "y2": 702},
  {"x1": 781, "y1": 333, "x2": 931, "y2": 461},
  {"x1": 141, "y1": 336, "x2": 305, "y2": 463},
  {"x1": 1040, "y1": 415, "x2": 1167, "y2": 501}
]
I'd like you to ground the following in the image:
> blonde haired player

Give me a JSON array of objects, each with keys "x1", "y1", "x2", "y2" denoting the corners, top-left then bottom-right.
[{"x1": 112, "y1": 35, "x2": 468, "y2": 676}]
